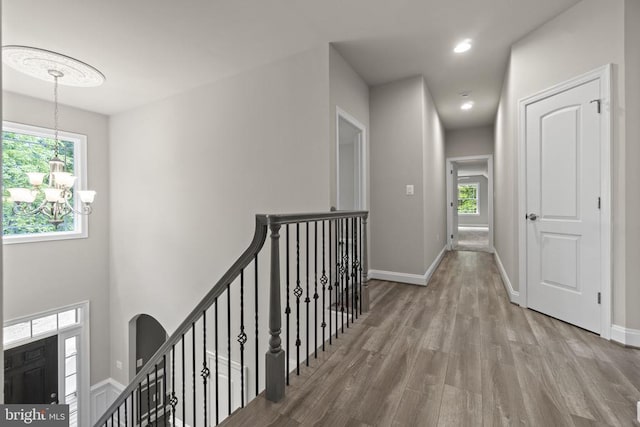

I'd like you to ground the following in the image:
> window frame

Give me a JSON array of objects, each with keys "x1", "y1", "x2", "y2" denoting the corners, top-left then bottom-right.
[
  {"x1": 2, "y1": 121, "x2": 89, "y2": 244},
  {"x1": 457, "y1": 182, "x2": 480, "y2": 216}
]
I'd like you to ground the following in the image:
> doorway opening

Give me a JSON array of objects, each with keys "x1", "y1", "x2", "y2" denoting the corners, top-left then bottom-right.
[
  {"x1": 446, "y1": 155, "x2": 494, "y2": 252},
  {"x1": 336, "y1": 107, "x2": 366, "y2": 211},
  {"x1": 128, "y1": 314, "x2": 167, "y2": 380}
]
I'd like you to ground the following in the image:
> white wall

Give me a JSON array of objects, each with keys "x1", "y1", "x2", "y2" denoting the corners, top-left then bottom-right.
[
  {"x1": 493, "y1": 0, "x2": 628, "y2": 325},
  {"x1": 329, "y1": 45, "x2": 370, "y2": 210},
  {"x1": 2, "y1": 91, "x2": 111, "y2": 384},
  {"x1": 370, "y1": 76, "x2": 446, "y2": 278},
  {"x1": 422, "y1": 80, "x2": 447, "y2": 272},
  {"x1": 457, "y1": 175, "x2": 488, "y2": 226},
  {"x1": 445, "y1": 125, "x2": 494, "y2": 158},
  {"x1": 108, "y1": 46, "x2": 331, "y2": 385}
]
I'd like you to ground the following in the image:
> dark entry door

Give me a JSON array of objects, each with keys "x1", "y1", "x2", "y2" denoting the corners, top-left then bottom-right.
[{"x1": 4, "y1": 335, "x2": 58, "y2": 404}]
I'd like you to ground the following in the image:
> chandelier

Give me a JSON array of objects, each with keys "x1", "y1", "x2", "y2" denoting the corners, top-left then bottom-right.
[{"x1": 2, "y1": 46, "x2": 105, "y2": 228}]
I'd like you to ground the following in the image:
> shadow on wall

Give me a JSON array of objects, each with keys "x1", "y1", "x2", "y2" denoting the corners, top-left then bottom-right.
[{"x1": 128, "y1": 314, "x2": 168, "y2": 380}]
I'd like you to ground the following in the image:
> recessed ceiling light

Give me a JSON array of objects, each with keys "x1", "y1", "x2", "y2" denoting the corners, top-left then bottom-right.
[
  {"x1": 461, "y1": 101, "x2": 474, "y2": 111},
  {"x1": 454, "y1": 39, "x2": 472, "y2": 54}
]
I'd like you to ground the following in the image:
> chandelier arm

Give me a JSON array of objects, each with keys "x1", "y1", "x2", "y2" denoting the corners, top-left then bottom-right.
[
  {"x1": 62, "y1": 197, "x2": 92, "y2": 216},
  {"x1": 12, "y1": 199, "x2": 51, "y2": 217}
]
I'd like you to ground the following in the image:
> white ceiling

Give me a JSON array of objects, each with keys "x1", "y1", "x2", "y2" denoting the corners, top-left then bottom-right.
[{"x1": 2, "y1": 0, "x2": 581, "y2": 129}]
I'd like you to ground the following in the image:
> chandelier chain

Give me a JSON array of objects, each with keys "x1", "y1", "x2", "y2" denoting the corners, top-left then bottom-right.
[{"x1": 53, "y1": 74, "x2": 59, "y2": 157}]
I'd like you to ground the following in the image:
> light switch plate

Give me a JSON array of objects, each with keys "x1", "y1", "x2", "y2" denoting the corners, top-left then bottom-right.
[
  {"x1": 116, "y1": 360, "x2": 123, "y2": 370},
  {"x1": 137, "y1": 358, "x2": 143, "y2": 368},
  {"x1": 406, "y1": 185, "x2": 414, "y2": 195}
]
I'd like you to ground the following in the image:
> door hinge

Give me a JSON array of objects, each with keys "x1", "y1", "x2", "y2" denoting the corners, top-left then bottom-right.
[
  {"x1": 450, "y1": 202, "x2": 454, "y2": 207},
  {"x1": 450, "y1": 170, "x2": 453, "y2": 174},
  {"x1": 590, "y1": 99, "x2": 601, "y2": 114},
  {"x1": 597, "y1": 292, "x2": 601, "y2": 304},
  {"x1": 597, "y1": 197, "x2": 601, "y2": 209},
  {"x1": 451, "y1": 234, "x2": 454, "y2": 239}
]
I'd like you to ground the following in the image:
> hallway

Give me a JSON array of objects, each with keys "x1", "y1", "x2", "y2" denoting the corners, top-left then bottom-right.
[
  {"x1": 455, "y1": 227, "x2": 490, "y2": 252},
  {"x1": 224, "y1": 251, "x2": 640, "y2": 426}
]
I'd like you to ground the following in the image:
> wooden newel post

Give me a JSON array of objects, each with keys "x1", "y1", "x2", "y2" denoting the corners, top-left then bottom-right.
[
  {"x1": 361, "y1": 215, "x2": 370, "y2": 312},
  {"x1": 265, "y1": 223, "x2": 285, "y2": 402}
]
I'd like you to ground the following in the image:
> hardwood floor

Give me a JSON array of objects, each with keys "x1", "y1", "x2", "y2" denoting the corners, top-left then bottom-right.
[{"x1": 223, "y1": 251, "x2": 640, "y2": 426}]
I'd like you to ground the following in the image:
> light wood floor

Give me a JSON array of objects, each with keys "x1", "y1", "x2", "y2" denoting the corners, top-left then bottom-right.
[{"x1": 223, "y1": 251, "x2": 640, "y2": 426}]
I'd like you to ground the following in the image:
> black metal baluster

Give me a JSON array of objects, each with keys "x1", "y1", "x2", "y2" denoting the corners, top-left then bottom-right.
[
  {"x1": 182, "y1": 338, "x2": 185, "y2": 427},
  {"x1": 359, "y1": 217, "x2": 363, "y2": 316},
  {"x1": 305, "y1": 222, "x2": 310, "y2": 367},
  {"x1": 202, "y1": 310, "x2": 209, "y2": 427},
  {"x1": 129, "y1": 392, "x2": 133, "y2": 427},
  {"x1": 146, "y1": 373, "x2": 151, "y2": 425},
  {"x1": 314, "y1": 221, "x2": 318, "y2": 359},
  {"x1": 171, "y1": 345, "x2": 176, "y2": 427},
  {"x1": 215, "y1": 298, "x2": 219, "y2": 426},
  {"x1": 285, "y1": 224, "x2": 291, "y2": 385},
  {"x1": 124, "y1": 395, "x2": 128, "y2": 427},
  {"x1": 110, "y1": 412, "x2": 114, "y2": 427},
  {"x1": 254, "y1": 255, "x2": 259, "y2": 397},
  {"x1": 321, "y1": 220, "x2": 327, "y2": 350},
  {"x1": 239, "y1": 270, "x2": 246, "y2": 408},
  {"x1": 345, "y1": 217, "x2": 350, "y2": 328},
  {"x1": 116, "y1": 407, "x2": 119, "y2": 427},
  {"x1": 295, "y1": 223, "x2": 302, "y2": 374},
  {"x1": 163, "y1": 354, "x2": 167, "y2": 427},
  {"x1": 353, "y1": 218, "x2": 362, "y2": 319},
  {"x1": 352, "y1": 217, "x2": 356, "y2": 320},
  {"x1": 137, "y1": 383, "x2": 142, "y2": 426},
  {"x1": 328, "y1": 220, "x2": 333, "y2": 345},
  {"x1": 340, "y1": 218, "x2": 345, "y2": 333},
  {"x1": 192, "y1": 322, "x2": 196, "y2": 427},
  {"x1": 155, "y1": 363, "x2": 159, "y2": 425},
  {"x1": 335, "y1": 219, "x2": 340, "y2": 338},
  {"x1": 227, "y1": 284, "x2": 232, "y2": 416}
]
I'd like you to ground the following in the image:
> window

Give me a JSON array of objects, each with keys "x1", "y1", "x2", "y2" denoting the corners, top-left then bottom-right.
[
  {"x1": 3, "y1": 308, "x2": 80, "y2": 346},
  {"x1": 2, "y1": 121, "x2": 88, "y2": 244},
  {"x1": 458, "y1": 183, "x2": 479, "y2": 215}
]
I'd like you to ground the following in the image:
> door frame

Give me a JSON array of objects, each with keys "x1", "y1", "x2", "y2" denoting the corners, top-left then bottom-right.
[
  {"x1": 446, "y1": 155, "x2": 494, "y2": 251},
  {"x1": 336, "y1": 106, "x2": 367, "y2": 211},
  {"x1": 517, "y1": 64, "x2": 612, "y2": 339},
  {"x1": 3, "y1": 301, "x2": 90, "y2": 426}
]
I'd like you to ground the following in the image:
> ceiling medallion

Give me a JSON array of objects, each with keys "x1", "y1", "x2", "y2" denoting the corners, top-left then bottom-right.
[{"x1": 2, "y1": 45, "x2": 105, "y2": 87}]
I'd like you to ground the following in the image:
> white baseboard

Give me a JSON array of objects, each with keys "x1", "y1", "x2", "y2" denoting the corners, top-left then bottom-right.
[
  {"x1": 368, "y1": 270, "x2": 427, "y2": 286},
  {"x1": 494, "y1": 250, "x2": 519, "y2": 304},
  {"x1": 91, "y1": 378, "x2": 126, "y2": 425},
  {"x1": 458, "y1": 224, "x2": 489, "y2": 228},
  {"x1": 369, "y1": 246, "x2": 447, "y2": 287},
  {"x1": 611, "y1": 324, "x2": 640, "y2": 348}
]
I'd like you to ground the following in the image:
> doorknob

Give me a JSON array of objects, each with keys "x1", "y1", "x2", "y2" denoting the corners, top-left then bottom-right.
[{"x1": 526, "y1": 213, "x2": 538, "y2": 221}]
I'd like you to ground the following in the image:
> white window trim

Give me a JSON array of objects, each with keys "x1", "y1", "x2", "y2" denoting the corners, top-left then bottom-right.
[
  {"x1": 458, "y1": 182, "x2": 480, "y2": 216},
  {"x1": 3, "y1": 301, "x2": 90, "y2": 427},
  {"x1": 2, "y1": 121, "x2": 90, "y2": 245}
]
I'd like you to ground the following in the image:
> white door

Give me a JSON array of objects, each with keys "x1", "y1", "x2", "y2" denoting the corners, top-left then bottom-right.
[
  {"x1": 451, "y1": 163, "x2": 459, "y2": 247},
  {"x1": 525, "y1": 79, "x2": 601, "y2": 333},
  {"x1": 337, "y1": 112, "x2": 365, "y2": 211}
]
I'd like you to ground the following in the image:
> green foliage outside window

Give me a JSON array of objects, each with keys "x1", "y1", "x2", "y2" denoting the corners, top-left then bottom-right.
[
  {"x1": 2, "y1": 130, "x2": 75, "y2": 235},
  {"x1": 458, "y1": 183, "x2": 478, "y2": 214}
]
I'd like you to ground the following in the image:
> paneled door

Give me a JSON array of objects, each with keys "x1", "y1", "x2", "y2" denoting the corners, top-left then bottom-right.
[{"x1": 525, "y1": 78, "x2": 601, "y2": 333}]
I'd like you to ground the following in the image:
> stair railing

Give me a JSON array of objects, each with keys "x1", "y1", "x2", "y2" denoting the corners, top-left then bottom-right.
[{"x1": 95, "y1": 210, "x2": 368, "y2": 427}]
